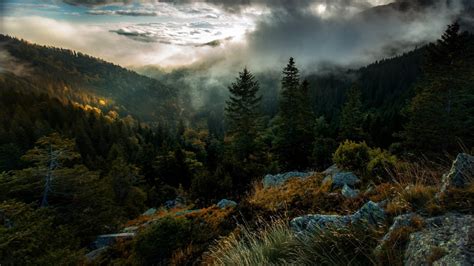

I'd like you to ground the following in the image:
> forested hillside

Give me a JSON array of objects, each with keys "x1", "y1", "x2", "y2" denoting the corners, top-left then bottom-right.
[{"x1": 0, "y1": 35, "x2": 182, "y2": 124}]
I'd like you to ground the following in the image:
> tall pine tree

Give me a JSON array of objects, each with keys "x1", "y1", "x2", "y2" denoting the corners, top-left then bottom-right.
[
  {"x1": 224, "y1": 68, "x2": 265, "y2": 186},
  {"x1": 273, "y1": 58, "x2": 314, "y2": 170}
]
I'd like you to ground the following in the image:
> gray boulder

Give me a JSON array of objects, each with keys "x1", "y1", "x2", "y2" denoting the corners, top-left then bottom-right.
[
  {"x1": 323, "y1": 172, "x2": 360, "y2": 189},
  {"x1": 290, "y1": 201, "x2": 385, "y2": 234},
  {"x1": 341, "y1": 184, "x2": 359, "y2": 198},
  {"x1": 263, "y1": 171, "x2": 311, "y2": 188},
  {"x1": 164, "y1": 198, "x2": 185, "y2": 209},
  {"x1": 291, "y1": 214, "x2": 351, "y2": 233},
  {"x1": 351, "y1": 201, "x2": 386, "y2": 225},
  {"x1": 439, "y1": 153, "x2": 474, "y2": 194},
  {"x1": 404, "y1": 214, "x2": 474, "y2": 266},
  {"x1": 93, "y1": 233, "x2": 136, "y2": 249},
  {"x1": 322, "y1": 164, "x2": 341, "y2": 176},
  {"x1": 379, "y1": 213, "x2": 422, "y2": 244},
  {"x1": 142, "y1": 208, "x2": 157, "y2": 216},
  {"x1": 216, "y1": 199, "x2": 237, "y2": 209}
]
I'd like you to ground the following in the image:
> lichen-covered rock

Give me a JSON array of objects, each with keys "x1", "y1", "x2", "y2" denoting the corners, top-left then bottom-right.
[
  {"x1": 439, "y1": 153, "x2": 474, "y2": 194},
  {"x1": 404, "y1": 214, "x2": 474, "y2": 266},
  {"x1": 341, "y1": 184, "x2": 359, "y2": 198},
  {"x1": 262, "y1": 171, "x2": 311, "y2": 188},
  {"x1": 351, "y1": 201, "x2": 385, "y2": 225},
  {"x1": 290, "y1": 201, "x2": 385, "y2": 233},
  {"x1": 290, "y1": 214, "x2": 351, "y2": 233},
  {"x1": 216, "y1": 199, "x2": 237, "y2": 209},
  {"x1": 322, "y1": 164, "x2": 341, "y2": 176},
  {"x1": 164, "y1": 197, "x2": 185, "y2": 209},
  {"x1": 142, "y1": 208, "x2": 157, "y2": 216},
  {"x1": 323, "y1": 172, "x2": 360, "y2": 189}
]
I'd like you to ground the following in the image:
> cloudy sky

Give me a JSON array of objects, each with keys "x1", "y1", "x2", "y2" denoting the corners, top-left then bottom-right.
[{"x1": 0, "y1": 0, "x2": 471, "y2": 71}]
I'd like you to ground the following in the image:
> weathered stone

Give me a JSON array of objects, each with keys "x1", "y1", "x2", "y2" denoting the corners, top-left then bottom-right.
[
  {"x1": 323, "y1": 172, "x2": 360, "y2": 189},
  {"x1": 439, "y1": 153, "x2": 474, "y2": 194},
  {"x1": 290, "y1": 214, "x2": 351, "y2": 233},
  {"x1": 290, "y1": 201, "x2": 385, "y2": 234},
  {"x1": 351, "y1": 201, "x2": 385, "y2": 225},
  {"x1": 93, "y1": 233, "x2": 136, "y2": 249},
  {"x1": 404, "y1": 214, "x2": 474, "y2": 266},
  {"x1": 142, "y1": 208, "x2": 157, "y2": 216},
  {"x1": 262, "y1": 171, "x2": 311, "y2": 188},
  {"x1": 322, "y1": 164, "x2": 341, "y2": 176},
  {"x1": 164, "y1": 197, "x2": 185, "y2": 209},
  {"x1": 216, "y1": 199, "x2": 237, "y2": 209},
  {"x1": 341, "y1": 184, "x2": 359, "y2": 198}
]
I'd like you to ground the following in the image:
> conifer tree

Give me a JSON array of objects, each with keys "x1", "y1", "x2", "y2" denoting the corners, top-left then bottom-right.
[
  {"x1": 273, "y1": 58, "x2": 314, "y2": 170},
  {"x1": 224, "y1": 67, "x2": 265, "y2": 185},
  {"x1": 403, "y1": 22, "x2": 474, "y2": 155},
  {"x1": 339, "y1": 84, "x2": 366, "y2": 142},
  {"x1": 225, "y1": 68, "x2": 263, "y2": 160}
]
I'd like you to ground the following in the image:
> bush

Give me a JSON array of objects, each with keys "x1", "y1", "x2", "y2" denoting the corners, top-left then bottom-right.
[
  {"x1": 133, "y1": 216, "x2": 192, "y2": 265},
  {"x1": 333, "y1": 140, "x2": 370, "y2": 173},
  {"x1": 367, "y1": 148, "x2": 398, "y2": 183}
]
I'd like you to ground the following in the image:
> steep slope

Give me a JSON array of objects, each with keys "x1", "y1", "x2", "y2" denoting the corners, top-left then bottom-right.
[{"x1": 0, "y1": 35, "x2": 181, "y2": 124}]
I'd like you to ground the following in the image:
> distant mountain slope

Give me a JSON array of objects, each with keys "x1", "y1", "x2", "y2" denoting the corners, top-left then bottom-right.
[
  {"x1": 0, "y1": 35, "x2": 181, "y2": 124},
  {"x1": 307, "y1": 46, "x2": 426, "y2": 147}
]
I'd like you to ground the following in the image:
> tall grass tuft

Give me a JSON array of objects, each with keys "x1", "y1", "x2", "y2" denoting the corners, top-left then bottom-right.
[
  {"x1": 206, "y1": 219, "x2": 384, "y2": 266},
  {"x1": 206, "y1": 219, "x2": 298, "y2": 265}
]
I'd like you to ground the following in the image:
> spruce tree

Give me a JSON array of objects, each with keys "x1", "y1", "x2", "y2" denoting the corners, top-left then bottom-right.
[
  {"x1": 224, "y1": 67, "x2": 265, "y2": 186},
  {"x1": 403, "y1": 23, "x2": 474, "y2": 155},
  {"x1": 273, "y1": 58, "x2": 314, "y2": 170},
  {"x1": 339, "y1": 84, "x2": 366, "y2": 142},
  {"x1": 225, "y1": 68, "x2": 263, "y2": 160}
]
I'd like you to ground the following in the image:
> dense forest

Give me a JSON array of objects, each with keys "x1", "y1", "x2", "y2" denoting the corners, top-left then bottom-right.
[{"x1": 0, "y1": 22, "x2": 473, "y2": 265}]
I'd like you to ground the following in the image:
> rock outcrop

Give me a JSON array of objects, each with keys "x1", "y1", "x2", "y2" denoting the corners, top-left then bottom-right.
[
  {"x1": 164, "y1": 197, "x2": 185, "y2": 209},
  {"x1": 323, "y1": 172, "x2": 361, "y2": 190},
  {"x1": 291, "y1": 201, "x2": 385, "y2": 233},
  {"x1": 439, "y1": 153, "x2": 474, "y2": 194},
  {"x1": 341, "y1": 184, "x2": 359, "y2": 198},
  {"x1": 404, "y1": 213, "x2": 474, "y2": 266},
  {"x1": 216, "y1": 199, "x2": 237, "y2": 209},
  {"x1": 263, "y1": 171, "x2": 312, "y2": 188},
  {"x1": 142, "y1": 208, "x2": 157, "y2": 216}
]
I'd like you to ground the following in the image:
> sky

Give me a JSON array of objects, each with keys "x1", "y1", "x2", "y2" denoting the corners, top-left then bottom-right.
[{"x1": 0, "y1": 0, "x2": 472, "y2": 72}]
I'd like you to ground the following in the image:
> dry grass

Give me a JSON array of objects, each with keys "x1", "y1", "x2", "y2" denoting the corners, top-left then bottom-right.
[
  {"x1": 205, "y1": 218, "x2": 384, "y2": 266},
  {"x1": 246, "y1": 173, "x2": 364, "y2": 218}
]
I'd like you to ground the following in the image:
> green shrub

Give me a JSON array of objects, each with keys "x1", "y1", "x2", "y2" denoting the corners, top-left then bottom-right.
[
  {"x1": 367, "y1": 148, "x2": 398, "y2": 183},
  {"x1": 133, "y1": 216, "x2": 192, "y2": 265},
  {"x1": 333, "y1": 140, "x2": 370, "y2": 173}
]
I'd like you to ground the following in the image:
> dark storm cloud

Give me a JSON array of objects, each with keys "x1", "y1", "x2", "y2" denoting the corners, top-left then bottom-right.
[{"x1": 235, "y1": 0, "x2": 472, "y2": 71}]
